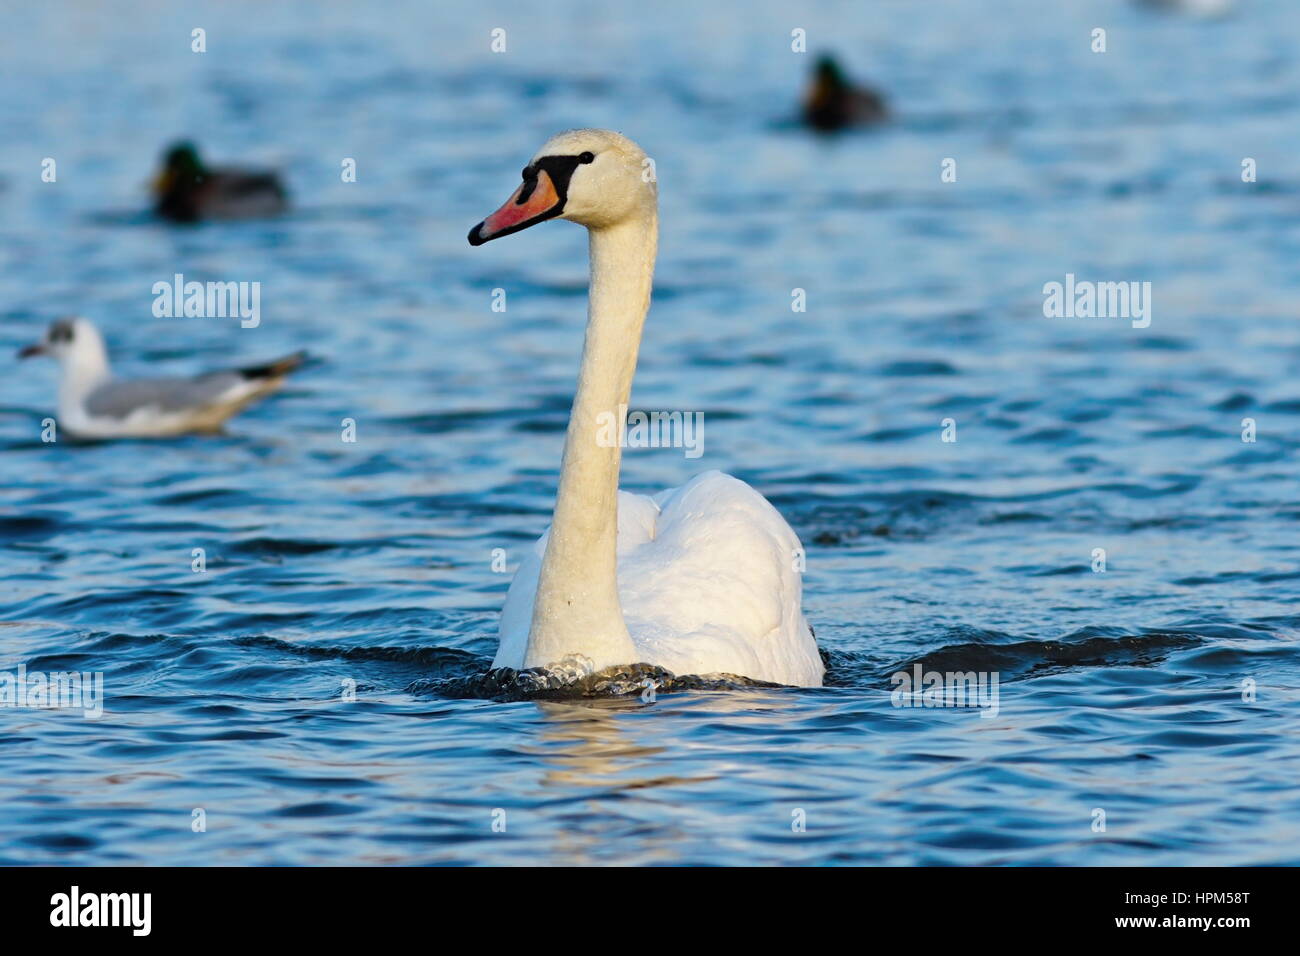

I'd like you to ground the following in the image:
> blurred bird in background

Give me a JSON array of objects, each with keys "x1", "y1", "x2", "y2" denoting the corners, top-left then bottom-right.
[
  {"x1": 152, "y1": 141, "x2": 289, "y2": 222},
  {"x1": 802, "y1": 54, "x2": 888, "y2": 131}
]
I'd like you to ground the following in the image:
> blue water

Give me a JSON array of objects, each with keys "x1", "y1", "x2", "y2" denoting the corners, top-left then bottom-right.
[{"x1": 2, "y1": 0, "x2": 1300, "y2": 865}]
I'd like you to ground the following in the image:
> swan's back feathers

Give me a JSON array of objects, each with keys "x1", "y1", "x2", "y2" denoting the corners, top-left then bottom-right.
[
  {"x1": 624, "y1": 472, "x2": 822, "y2": 685},
  {"x1": 495, "y1": 471, "x2": 824, "y2": 686}
]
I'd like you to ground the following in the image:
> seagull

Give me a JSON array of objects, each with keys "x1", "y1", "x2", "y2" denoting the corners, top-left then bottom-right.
[{"x1": 18, "y1": 317, "x2": 305, "y2": 438}]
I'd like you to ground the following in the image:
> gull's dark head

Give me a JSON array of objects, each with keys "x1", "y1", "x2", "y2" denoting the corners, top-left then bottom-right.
[{"x1": 18, "y1": 316, "x2": 99, "y2": 362}]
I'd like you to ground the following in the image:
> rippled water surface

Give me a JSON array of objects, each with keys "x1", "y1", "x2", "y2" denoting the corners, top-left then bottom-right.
[{"x1": 2, "y1": 0, "x2": 1300, "y2": 865}]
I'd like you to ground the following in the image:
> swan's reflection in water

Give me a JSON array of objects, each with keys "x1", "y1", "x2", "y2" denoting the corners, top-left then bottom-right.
[{"x1": 521, "y1": 690, "x2": 807, "y2": 865}]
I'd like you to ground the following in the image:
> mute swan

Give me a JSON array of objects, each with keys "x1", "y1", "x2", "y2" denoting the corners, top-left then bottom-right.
[
  {"x1": 468, "y1": 130, "x2": 825, "y2": 687},
  {"x1": 152, "y1": 142, "x2": 289, "y2": 222},
  {"x1": 803, "y1": 55, "x2": 888, "y2": 132},
  {"x1": 18, "y1": 316, "x2": 304, "y2": 438}
]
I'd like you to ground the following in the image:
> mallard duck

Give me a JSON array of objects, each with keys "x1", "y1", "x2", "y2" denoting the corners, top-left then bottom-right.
[
  {"x1": 802, "y1": 55, "x2": 888, "y2": 132},
  {"x1": 152, "y1": 142, "x2": 288, "y2": 222}
]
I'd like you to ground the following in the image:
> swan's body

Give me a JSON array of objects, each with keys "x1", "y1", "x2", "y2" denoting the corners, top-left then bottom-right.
[
  {"x1": 469, "y1": 130, "x2": 824, "y2": 687},
  {"x1": 496, "y1": 473, "x2": 823, "y2": 685}
]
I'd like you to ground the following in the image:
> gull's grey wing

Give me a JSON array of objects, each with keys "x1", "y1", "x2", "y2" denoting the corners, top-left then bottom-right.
[
  {"x1": 81, "y1": 353, "x2": 305, "y2": 420},
  {"x1": 82, "y1": 371, "x2": 243, "y2": 419}
]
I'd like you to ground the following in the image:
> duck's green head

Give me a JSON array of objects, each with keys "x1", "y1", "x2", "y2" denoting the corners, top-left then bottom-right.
[
  {"x1": 154, "y1": 141, "x2": 206, "y2": 194},
  {"x1": 813, "y1": 55, "x2": 847, "y2": 90},
  {"x1": 806, "y1": 55, "x2": 851, "y2": 120}
]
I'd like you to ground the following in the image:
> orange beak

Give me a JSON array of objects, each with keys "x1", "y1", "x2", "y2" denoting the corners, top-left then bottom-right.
[{"x1": 468, "y1": 169, "x2": 564, "y2": 245}]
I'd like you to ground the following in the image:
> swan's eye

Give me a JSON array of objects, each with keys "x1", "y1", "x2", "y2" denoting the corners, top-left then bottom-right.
[{"x1": 578, "y1": 151, "x2": 595, "y2": 164}]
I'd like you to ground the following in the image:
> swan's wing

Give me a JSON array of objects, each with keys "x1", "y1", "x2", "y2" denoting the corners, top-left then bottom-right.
[
  {"x1": 495, "y1": 535, "x2": 541, "y2": 669},
  {"x1": 618, "y1": 471, "x2": 824, "y2": 686}
]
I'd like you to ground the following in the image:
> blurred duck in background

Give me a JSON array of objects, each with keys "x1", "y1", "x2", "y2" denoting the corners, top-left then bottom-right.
[
  {"x1": 152, "y1": 141, "x2": 288, "y2": 222},
  {"x1": 802, "y1": 54, "x2": 888, "y2": 131},
  {"x1": 18, "y1": 317, "x2": 304, "y2": 438}
]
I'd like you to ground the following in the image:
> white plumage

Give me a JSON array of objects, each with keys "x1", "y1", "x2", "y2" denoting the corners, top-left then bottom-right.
[
  {"x1": 470, "y1": 129, "x2": 824, "y2": 687},
  {"x1": 495, "y1": 471, "x2": 824, "y2": 686}
]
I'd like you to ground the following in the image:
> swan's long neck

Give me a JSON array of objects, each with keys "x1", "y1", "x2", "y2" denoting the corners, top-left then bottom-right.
[{"x1": 524, "y1": 209, "x2": 658, "y2": 670}]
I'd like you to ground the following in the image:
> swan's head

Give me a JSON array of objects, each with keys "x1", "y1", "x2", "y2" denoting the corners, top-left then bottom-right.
[
  {"x1": 17, "y1": 316, "x2": 106, "y2": 365},
  {"x1": 468, "y1": 129, "x2": 655, "y2": 245}
]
